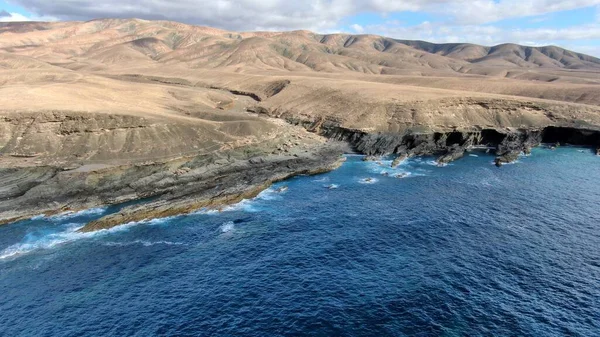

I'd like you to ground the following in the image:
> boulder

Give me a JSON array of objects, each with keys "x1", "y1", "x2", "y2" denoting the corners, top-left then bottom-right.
[
  {"x1": 494, "y1": 151, "x2": 520, "y2": 167},
  {"x1": 391, "y1": 154, "x2": 408, "y2": 168}
]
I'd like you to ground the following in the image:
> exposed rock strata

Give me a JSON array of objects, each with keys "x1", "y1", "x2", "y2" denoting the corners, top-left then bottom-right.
[
  {"x1": 281, "y1": 116, "x2": 600, "y2": 165},
  {"x1": 80, "y1": 152, "x2": 344, "y2": 232},
  {"x1": 0, "y1": 139, "x2": 344, "y2": 227}
]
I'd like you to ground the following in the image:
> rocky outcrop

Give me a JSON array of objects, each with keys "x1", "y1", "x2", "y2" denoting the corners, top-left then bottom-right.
[
  {"x1": 494, "y1": 152, "x2": 520, "y2": 167},
  {"x1": 391, "y1": 154, "x2": 408, "y2": 168},
  {"x1": 362, "y1": 155, "x2": 380, "y2": 162},
  {"x1": 493, "y1": 129, "x2": 542, "y2": 165},
  {"x1": 437, "y1": 145, "x2": 467, "y2": 165},
  {"x1": 284, "y1": 115, "x2": 600, "y2": 166},
  {"x1": 0, "y1": 142, "x2": 344, "y2": 227},
  {"x1": 79, "y1": 150, "x2": 344, "y2": 232}
]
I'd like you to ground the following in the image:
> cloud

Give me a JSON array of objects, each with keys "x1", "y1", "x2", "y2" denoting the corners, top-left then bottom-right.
[
  {"x1": 9, "y1": 0, "x2": 600, "y2": 30},
  {"x1": 0, "y1": 11, "x2": 32, "y2": 22},
  {"x1": 352, "y1": 21, "x2": 600, "y2": 56},
  {"x1": 0, "y1": 9, "x2": 57, "y2": 22},
  {"x1": 350, "y1": 23, "x2": 364, "y2": 33},
  {"x1": 575, "y1": 45, "x2": 600, "y2": 57},
  {"x1": 436, "y1": 0, "x2": 600, "y2": 25},
  {"x1": 364, "y1": 21, "x2": 600, "y2": 45}
]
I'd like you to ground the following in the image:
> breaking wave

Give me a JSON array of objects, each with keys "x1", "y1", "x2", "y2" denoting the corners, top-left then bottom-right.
[
  {"x1": 220, "y1": 221, "x2": 235, "y2": 233},
  {"x1": 0, "y1": 221, "x2": 134, "y2": 260}
]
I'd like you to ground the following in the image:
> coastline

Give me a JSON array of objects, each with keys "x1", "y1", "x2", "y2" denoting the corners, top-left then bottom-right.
[
  {"x1": 0, "y1": 144, "x2": 345, "y2": 231},
  {"x1": 3, "y1": 121, "x2": 600, "y2": 231},
  {"x1": 79, "y1": 154, "x2": 345, "y2": 232}
]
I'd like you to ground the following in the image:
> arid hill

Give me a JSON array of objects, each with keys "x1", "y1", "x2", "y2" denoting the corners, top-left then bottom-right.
[{"x1": 0, "y1": 18, "x2": 599, "y2": 227}]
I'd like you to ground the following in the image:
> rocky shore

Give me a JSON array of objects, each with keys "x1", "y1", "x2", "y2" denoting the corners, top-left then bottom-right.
[
  {"x1": 79, "y1": 147, "x2": 344, "y2": 232},
  {"x1": 3, "y1": 107, "x2": 600, "y2": 232},
  {"x1": 0, "y1": 139, "x2": 344, "y2": 229},
  {"x1": 281, "y1": 116, "x2": 600, "y2": 166}
]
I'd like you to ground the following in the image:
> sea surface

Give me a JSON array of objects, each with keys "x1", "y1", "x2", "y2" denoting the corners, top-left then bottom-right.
[{"x1": 1, "y1": 147, "x2": 599, "y2": 337}]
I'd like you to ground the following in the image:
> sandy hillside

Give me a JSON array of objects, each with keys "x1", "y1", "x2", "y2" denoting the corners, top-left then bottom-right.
[{"x1": 0, "y1": 18, "x2": 599, "y2": 165}]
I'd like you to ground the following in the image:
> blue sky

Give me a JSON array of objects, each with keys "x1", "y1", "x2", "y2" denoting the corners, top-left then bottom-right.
[{"x1": 1, "y1": 0, "x2": 599, "y2": 56}]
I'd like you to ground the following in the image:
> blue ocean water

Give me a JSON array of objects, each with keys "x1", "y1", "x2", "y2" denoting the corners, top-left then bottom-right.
[{"x1": 1, "y1": 147, "x2": 599, "y2": 337}]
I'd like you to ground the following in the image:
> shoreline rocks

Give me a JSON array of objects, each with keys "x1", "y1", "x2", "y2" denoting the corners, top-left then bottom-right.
[
  {"x1": 79, "y1": 154, "x2": 345, "y2": 232},
  {"x1": 494, "y1": 151, "x2": 521, "y2": 167},
  {"x1": 0, "y1": 142, "x2": 344, "y2": 228},
  {"x1": 4, "y1": 116, "x2": 600, "y2": 231},
  {"x1": 391, "y1": 154, "x2": 408, "y2": 168}
]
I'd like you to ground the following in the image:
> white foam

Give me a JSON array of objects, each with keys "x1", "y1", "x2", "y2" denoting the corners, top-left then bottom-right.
[
  {"x1": 491, "y1": 160, "x2": 520, "y2": 166},
  {"x1": 47, "y1": 207, "x2": 108, "y2": 221},
  {"x1": 145, "y1": 216, "x2": 178, "y2": 226},
  {"x1": 222, "y1": 199, "x2": 258, "y2": 213},
  {"x1": 324, "y1": 184, "x2": 339, "y2": 189},
  {"x1": 469, "y1": 154, "x2": 479, "y2": 157},
  {"x1": 0, "y1": 220, "x2": 137, "y2": 260},
  {"x1": 103, "y1": 240, "x2": 185, "y2": 247},
  {"x1": 220, "y1": 221, "x2": 235, "y2": 233},
  {"x1": 426, "y1": 160, "x2": 448, "y2": 167},
  {"x1": 197, "y1": 198, "x2": 259, "y2": 215},
  {"x1": 394, "y1": 172, "x2": 411, "y2": 179},
  {"x1": 359, "y1": 177, "x2": 379, "y2": 184},
  {"x1": 256, "y1": 188, "x2": 283, "y2": 201}
]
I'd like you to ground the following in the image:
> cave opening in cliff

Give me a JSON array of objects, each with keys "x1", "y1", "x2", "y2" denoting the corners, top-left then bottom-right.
[
  {"x1": 480, "y1": 129, "x2": 506, "y2": 147},
  {"x1": 541, "y1": 127, "x2": 600, "y2": 146}
]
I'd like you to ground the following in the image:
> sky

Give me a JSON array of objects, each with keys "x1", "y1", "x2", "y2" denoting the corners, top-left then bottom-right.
[{"x1": 0, "y1": 0, "x2": 599, "y2": 57}]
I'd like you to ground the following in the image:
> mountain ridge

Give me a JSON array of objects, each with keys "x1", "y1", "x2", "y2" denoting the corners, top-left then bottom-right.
[{"x1": 0, "y1": 19, "x2": 598, "y2": 75}]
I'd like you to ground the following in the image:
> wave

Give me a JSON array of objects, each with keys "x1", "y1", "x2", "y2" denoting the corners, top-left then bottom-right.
[
  {"x1": 491, "y1": 160, "x2": 520, "y2": 166},
  {"x1": 146, "y1": 216, "x2": 178, "y2": 226},
  {"x1": 194, "y1": 198, "x2": 260, "y2": 216},
  {"x1": 102, "y1": 240, "x2": 186, "y2": 247},
  {"x1": 220, "y1": 221, "x2": 235, "y2": 233},
  {"x1": 426, "y1": 160, "x2": 449, "y2": 167},
  {"x1": 45, "y1": 207, "x2": 108, "y2": 221},
  {"x1": 27, "y1": 207, "x2": 108, "y2": 222},
  {"x1": 255, "y1": 187, "x2": 285, "y2": 201},
  {"x1": 0, "y1": 220, "x2": 136, "y2": 261},
  {"x1": 359, "y1": 177, "x2": 379, "y2": 184}
]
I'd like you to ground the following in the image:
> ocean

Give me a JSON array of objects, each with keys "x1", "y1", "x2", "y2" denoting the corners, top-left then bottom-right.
[{"x1": 1, "y1": 147, "x2": 599, "y2": 336}]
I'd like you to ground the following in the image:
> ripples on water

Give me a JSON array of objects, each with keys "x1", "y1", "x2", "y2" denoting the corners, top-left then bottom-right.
[{"x1": 1, "y1": 147, "x2": 599, "y2": 336}]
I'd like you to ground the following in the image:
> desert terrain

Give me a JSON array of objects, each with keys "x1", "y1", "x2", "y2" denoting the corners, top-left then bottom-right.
[{"x1": 0, "y1": 18, "x2": 599, "y2": 228}]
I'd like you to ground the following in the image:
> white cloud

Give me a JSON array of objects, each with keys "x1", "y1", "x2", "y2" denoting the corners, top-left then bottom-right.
[
  {"x1": 9, "y1": 0, "x2": 600, "y2": 30},
  {"x1": 0, "y1": 11, "x2": 31, "y2": 22},
  {"x1": 574, "y1": 45, "x2": 600, "y2": 57},
  {"x1": 0, "y1": 10, "x2": 56, "y2": 22},
  {"x1": 351, "y1": 23, "x2": 364, "y2": 33},
  {"x1": 353, "y1": 21, "x2": 600, "y2": 56},
  {"x1": 436, "y1": 0, "x2": 600, "y2": 25}
]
